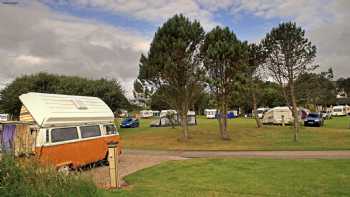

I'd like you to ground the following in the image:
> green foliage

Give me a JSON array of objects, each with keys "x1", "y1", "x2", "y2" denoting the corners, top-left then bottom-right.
[
  {"x1": 337, "y1": 77, "x2": 350, "y2": 96},
  {"x1": 262, "y1": 21, "x2": 317, "y2": 141},
  {"x1": 149, "y1": 87, "x2": 171, "y2": 110},
  {"x1": 295, "y1": 68, "x2": 336, "y2": 108},
  {"x1": 200, "y1": 26, "x2": 248, "y2": 139},
  {"x1": 138, "y1": 14, "x2": 205, "y2": 138},
  {"x1": 262, "y1": 22, "x2": 317, "y2": 83},
  {"x1": 0, "y1": 72, "x2": 129, "y2": 116},
  {"x1": 200, "y1": 26, "x2": 248, "y2": 96},
  {"x1": 0, "y1": 155, "x2": 98, "y2": 197}
]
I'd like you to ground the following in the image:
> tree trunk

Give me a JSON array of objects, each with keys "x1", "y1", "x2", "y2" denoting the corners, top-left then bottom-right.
[
  {"x1": 290, "y1": 83, "x2": 299, "y2": 142},
  {"x1": 252, "y1": 91, "x2": 262, "y2": 128},
  {"x1": 181, "y1": 112, "x2": 189, "y2": 140},
  {"x1": 220, "y1": 101, "x2": 230, "y2": 140}
]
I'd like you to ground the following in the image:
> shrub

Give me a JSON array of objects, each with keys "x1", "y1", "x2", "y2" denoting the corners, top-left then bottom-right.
[{"x1": 0, "y1": 155, "x2": 99, "y2": 197}]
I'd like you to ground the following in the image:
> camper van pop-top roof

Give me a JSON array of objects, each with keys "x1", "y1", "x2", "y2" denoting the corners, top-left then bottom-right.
[{"x1": 19, "y1": 92, "x2": 114, "y2": 127}]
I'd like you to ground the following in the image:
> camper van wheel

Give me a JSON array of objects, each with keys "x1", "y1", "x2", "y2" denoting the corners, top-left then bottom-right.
[{"x1": 57, "y1": 165, "x2": 71, "y2": 174}]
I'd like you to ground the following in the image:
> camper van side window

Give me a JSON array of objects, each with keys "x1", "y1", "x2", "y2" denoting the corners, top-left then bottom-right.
[
  {"x1": 80, "y1": 125, "x2": 101, "y2": 138},
  {"x1": 104, "y1": 124, "x2": 116, "y2": 135},
  {"x1": 51, "y1": 127, "x2": 79, "y2": 143}
]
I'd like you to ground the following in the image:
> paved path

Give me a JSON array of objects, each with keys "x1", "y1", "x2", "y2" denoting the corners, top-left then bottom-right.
[{"x1": 124, "y1": 149, "x2": 350, "y2": 159}]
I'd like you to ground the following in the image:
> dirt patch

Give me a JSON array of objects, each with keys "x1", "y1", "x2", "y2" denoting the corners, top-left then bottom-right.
[{"x1": 83, "y1": 153, "x2": 186, "y2": 188}]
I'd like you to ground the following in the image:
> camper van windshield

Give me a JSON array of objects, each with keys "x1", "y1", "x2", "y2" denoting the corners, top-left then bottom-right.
[
  {"x1": 105, "y1": 124, "x2": 116, "y2": 135},
  {"x1": 80, "y1": 125, "x2": 101, "y2": 138},
  {"x1": 51, "y1": 127, "x2": 78, "y2": 143}
]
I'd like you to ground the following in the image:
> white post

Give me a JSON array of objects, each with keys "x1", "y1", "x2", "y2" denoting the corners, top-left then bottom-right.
[{"x1": 108, "y1": 142, "x2": 119, "y2": 189}]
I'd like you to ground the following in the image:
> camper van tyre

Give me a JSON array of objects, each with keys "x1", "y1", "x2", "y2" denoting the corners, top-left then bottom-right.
[{"x1": 102, "y1": 151, "x2": 110, "y2": 166}]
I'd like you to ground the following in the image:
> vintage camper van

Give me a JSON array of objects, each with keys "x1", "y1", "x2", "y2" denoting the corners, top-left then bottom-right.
[
  {"x1": 332, "y1": 105, "x2": 350, "y2": 116},
  {"x1": 1, "y1": 92, "x2": 121, "y2": 170}
]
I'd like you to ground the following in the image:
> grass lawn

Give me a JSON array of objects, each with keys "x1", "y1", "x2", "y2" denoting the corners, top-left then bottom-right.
[
  {"x1": 119, "y1": 116, "x2": 350, "y2": 151},
  {"x1": 103, "y1": 158, "x2": 350, "y2": 197}
]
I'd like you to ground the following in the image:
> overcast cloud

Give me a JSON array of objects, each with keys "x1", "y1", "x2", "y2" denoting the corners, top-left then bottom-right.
[{"x1": 0, "y1": 0, "x2": 349, "y2": 98}]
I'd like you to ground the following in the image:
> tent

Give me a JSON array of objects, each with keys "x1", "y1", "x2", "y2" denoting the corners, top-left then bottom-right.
[
  {"x1": 150, "y1": 110, "x2": 196, "y2": 127},
  {"x1": 0, "y1": 121, "x2": 36, "y2": 156}
]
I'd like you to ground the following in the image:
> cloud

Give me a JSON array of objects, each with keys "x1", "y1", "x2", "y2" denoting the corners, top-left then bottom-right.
[
  {"x1": 52, "y1": 0, "x2": 220, "y2": 30},
  {"x1": 227, "y1": 0, "x2": 350, "y2": 78},
  {"x1": 0, "y1": 0, "x2": 349, "y2": 101},
  {"x1": 0, "y1": 1, "x2": 150, "y2": 97},
  {"x1": 198, "y1": 0, "x2": 350, "y2": 78}
]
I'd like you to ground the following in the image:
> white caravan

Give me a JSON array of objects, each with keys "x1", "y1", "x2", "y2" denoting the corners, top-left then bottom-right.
[
  {"x1": 332, "y1": 105, "x2": 350, "y2": 116},
  {"x1": 205, "y1": 109, "x2": 217, "y2": 119},
  {"x1": 262, "y1": 107, "x2": 293, "y2": 125},
  {"x1": 139, "y1": 110, "x2": 154, "y2": 118},
  {"x1": 256, "y1": 108, "x2": 270, "y2": 119}
]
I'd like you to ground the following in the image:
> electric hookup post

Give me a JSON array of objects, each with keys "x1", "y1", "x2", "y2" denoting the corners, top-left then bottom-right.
[{"x1": 108, "y1": 141, "x2": 119, "y2": 189}]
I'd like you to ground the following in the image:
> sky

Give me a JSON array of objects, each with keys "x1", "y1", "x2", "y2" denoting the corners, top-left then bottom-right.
[{"x1": 0, "y1": 0, "x2": 349, "y2": 98}]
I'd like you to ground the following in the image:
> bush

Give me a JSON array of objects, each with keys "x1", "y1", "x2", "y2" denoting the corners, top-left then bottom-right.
[{"x1": 0, "y1": 155, "x2": 99, "y2": 197}]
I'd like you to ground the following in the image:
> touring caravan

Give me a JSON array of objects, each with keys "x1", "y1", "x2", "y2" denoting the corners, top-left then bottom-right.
[
  {"x1": 332, "y1": 105, "x2": 350, "y2": 116},
  {"x1": 1, "y1": 92, "x2": 120, "y2": 170},
  {"x1": 205, "y1": 109, "x2": 217, "y2": 119},
  {"x1": 256, "y1": 108, "x2": 270, "y2": 119},
  {"x1": 0, "y1": 114, "x2": 8, "y2": 121},
  {"x1": 140, "y1": 110, "x2": 154, "y2": 118},
  {"x1": 262, "y1": 107, "x2": 294, "y2": 125}
]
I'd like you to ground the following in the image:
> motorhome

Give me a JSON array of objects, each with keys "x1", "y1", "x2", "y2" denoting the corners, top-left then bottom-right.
[
  {"x1": 205, "y1": 109, "x2": 217, "y2": 119},
  {"x1": 0, "y1": 92, "x2": 120, "y2": 170},
  {"x1": 332, "y1": 105, "x2": 350, "y2": 116}
]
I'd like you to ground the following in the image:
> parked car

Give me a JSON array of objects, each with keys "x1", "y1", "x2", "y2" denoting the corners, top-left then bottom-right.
[
  {"x1": 304, "y1": 112, "x2": 324, "y2": 127},
  {"x1": 120, "y1": 118, "x2": 139, "y2": 128}
]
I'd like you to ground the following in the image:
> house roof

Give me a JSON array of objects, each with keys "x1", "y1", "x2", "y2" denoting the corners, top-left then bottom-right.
[{"x1": 19, "y1": 92, "x2": 114, "y2": 127}]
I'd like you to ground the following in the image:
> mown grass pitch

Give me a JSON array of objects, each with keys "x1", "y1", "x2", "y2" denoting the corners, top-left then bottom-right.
[
  {"x1": 104, "y1": 158, "x2": 350, "y2": 197},
  {"x1": 119, "y1": 116, "x2": 350, "y2": 151}
]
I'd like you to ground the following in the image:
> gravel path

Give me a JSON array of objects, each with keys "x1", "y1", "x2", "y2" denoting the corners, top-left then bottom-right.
[
  {"x1": 84, "y1": 153, "x2": 186, "y2": 188},
  {"x1": 84, "y1": 149, "x2": 350, "y2": 188},
  {"x1": 125, "y1": 149, "x2": 350, "y2": 159}
]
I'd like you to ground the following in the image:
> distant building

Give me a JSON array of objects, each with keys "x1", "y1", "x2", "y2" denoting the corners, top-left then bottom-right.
[{"x1": 336, "y1": 90, "x2": 348, "y2": 99}]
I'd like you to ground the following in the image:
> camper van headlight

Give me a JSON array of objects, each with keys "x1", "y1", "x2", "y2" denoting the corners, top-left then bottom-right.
[{"x1": 315, "y1": 119, "x2": 320, "y2": 122}]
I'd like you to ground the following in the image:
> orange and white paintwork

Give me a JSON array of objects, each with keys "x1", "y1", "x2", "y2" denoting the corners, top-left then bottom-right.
[
  {"x1": 36, "y1": 134, "x2": 120, "y2": 168},
  {"x1": 18, "y1": 92, "x2": 121, "y2": 169}
]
